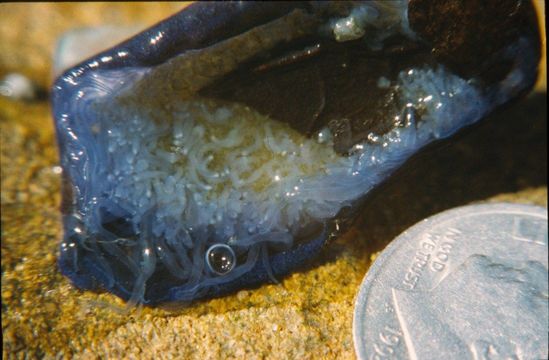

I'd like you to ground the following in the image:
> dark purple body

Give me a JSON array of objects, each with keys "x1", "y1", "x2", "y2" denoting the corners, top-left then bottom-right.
[
  {"x1": 53, "y1": 2, "x2": 328, "y2": 304},
  {"x1": 52, "y1": 1, "x2": 540, "y2": 305}
]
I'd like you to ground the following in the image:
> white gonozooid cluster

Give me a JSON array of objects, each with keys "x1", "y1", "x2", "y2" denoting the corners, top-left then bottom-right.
[
  {"x1": 331, "y1": 1, "x2": 414, "y2": 48},
  {"x1": 94, "y1": 64, "x2": 487, "y2": 249}
]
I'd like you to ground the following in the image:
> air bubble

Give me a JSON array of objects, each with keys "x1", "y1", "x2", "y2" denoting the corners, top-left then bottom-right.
[{"x1": 205, "y1": 244, "x2": 236, "y2": 275}]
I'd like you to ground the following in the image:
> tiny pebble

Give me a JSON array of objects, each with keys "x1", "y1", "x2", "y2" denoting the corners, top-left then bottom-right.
[
  {"x1": 0, "y1": 73, "x2": 37, "y2": 101},
  {"x1": 236, "y1": 290, "x2": 249, "y2": 301}
]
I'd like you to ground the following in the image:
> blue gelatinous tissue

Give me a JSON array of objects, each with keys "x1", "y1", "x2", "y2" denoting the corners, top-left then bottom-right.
[{"x1": 52, "y1": 1, "x2": 540, "y2": 305}]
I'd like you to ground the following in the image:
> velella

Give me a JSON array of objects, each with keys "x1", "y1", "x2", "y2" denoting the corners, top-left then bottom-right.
[{"x1": 52, "y1": 1, "x2": 541, "y2": 305}]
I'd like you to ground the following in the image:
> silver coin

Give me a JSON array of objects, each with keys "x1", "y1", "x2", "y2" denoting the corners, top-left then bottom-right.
[{"x1": 353, "y1": 203, "x2": 548, "y2": 360}]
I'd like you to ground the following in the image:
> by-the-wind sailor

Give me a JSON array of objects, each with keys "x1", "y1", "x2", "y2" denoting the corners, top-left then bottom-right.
[{"x1": 52, "y1": 1, "x2": 541, "y2": 305}]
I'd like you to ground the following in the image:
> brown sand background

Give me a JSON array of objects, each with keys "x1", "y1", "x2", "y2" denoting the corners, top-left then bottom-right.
[{"x1": 1, "y1": 2, "x2": 546, "y2": 359}]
